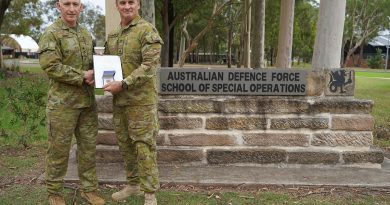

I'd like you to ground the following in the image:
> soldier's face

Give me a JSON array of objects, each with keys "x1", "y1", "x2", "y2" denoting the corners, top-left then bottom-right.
[
  {"x1": 56, "y1": 0, "x2": 83, "y2": 27},
  {"x1": 116, "y1": 0, "x2": 140, "y2": 23}
]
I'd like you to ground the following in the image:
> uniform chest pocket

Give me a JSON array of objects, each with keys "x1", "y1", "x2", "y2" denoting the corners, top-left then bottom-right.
[
  {"x1": 123, "y1": 35, "x2": 142, "y2": 63},
  {"x1": 60, "y1": 36, "x2": 79, "y2": 56}
]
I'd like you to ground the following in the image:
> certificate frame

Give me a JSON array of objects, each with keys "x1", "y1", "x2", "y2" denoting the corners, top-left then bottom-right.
[{"x1": 93, "y1": 55, "x2": 123, "y2": 88}]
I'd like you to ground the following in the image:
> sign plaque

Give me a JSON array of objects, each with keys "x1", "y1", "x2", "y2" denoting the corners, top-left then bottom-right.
[{"x1": 158, "y1": 68, "x2": 307, "y2": 96}]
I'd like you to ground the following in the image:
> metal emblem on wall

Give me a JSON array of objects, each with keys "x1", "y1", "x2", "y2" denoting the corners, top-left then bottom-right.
[{"x1": 325, "y1": 69, "x2": 355, "y2": 96}]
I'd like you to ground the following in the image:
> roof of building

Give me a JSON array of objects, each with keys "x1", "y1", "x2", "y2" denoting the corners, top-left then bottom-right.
[
  {"x1": 369, "y1": 35, "x2": 390, "y2": 47},
  {"x1": 7, "y1": 34, "x2": 39, "y2": 52}
]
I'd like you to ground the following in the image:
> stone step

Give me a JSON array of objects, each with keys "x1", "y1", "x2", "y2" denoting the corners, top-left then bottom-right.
[
  {"x1": 97, "y1": 130, "x2": 117, "y2": 145},
  {"x1": 100, "y1": 113, "x2": 373, "y2": 131},
  {"x1": 95, "y1": 95, "x2": 374, "y2": 115},
  {"x1": 94, "y1": 145, "x2": 384, "y2": 166}
]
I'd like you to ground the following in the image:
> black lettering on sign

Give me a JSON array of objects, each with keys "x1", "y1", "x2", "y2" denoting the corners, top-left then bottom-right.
[{"x1": 159, "y1": 68, "x2": 307, "y2": 96}]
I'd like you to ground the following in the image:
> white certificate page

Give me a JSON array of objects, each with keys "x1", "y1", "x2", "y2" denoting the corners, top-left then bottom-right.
[{"x1": 93, "y1": 55, "x2": 123, "y2": 88}]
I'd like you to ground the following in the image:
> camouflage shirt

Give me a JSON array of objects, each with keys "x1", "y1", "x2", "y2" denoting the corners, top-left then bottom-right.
[
  {"x1": 105, "y1": 15, "x2": 163, "y2": 106},
  {"x1": 39, "y1": 18, "x2": 95, "y2": 109}
]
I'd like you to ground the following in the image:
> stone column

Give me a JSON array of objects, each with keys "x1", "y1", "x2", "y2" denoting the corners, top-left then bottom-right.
[
  {"x1": 275, "y1": 0, "x2": 295, "y2": 68},
  {"x1": 105, "y1": 0, "x2": 120, "y2": 39},
  {"x1": 312, "y1": 0, "x2": 346, "y2": 70}
]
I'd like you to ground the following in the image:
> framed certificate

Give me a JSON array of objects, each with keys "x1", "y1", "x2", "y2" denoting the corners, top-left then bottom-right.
[{"x1": 93, "y1": 55, "x2": 123, "y2": 88}]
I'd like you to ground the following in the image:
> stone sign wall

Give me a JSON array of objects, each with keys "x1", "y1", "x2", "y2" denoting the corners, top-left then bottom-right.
[{"x1": 94, "y1": 68, "x2": 383, "y2": 168}]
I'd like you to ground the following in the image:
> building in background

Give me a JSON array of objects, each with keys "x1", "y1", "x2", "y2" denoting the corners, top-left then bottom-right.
[{"x1": 1, "y1": 34, "x2": 39, "y2": 58}]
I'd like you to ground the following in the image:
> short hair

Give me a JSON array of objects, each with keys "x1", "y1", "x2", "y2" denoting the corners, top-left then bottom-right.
[{"x1": 116, "y1": 0, "x2": 139, "y2": 3}]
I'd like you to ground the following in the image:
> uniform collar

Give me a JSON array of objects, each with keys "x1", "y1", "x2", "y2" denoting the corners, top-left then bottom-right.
[
  {"x1": 121, "y1": 15, "x2": 141, "y2": 30},
  {"x1": 56, "y1": 18, "x2": 79, "y2": 32}
]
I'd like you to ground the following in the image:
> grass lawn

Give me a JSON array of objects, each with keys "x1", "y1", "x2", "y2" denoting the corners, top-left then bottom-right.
[{"x1": 1, "y1": 69, "x2": 390, "y2": 204}]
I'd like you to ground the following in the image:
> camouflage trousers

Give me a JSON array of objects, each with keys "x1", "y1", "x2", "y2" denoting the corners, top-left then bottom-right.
[
  {"x1": 113, "y1": 104, "x2": 160, "y2": 193},
  {"x1": 45, "y1": 106, "x2": 98, "y2": 195}
]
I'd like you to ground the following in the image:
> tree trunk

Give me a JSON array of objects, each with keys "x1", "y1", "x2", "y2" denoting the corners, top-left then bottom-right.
[
  {"x1": 141, "y1": 0, "x2": 155, "y2": 25},
  {"x1": 312, "y1": 0, "x2": 346, "y2": 70},
  {"x1": 161, "y1": 0, "x2": 170, "y2": 67},
  {"x1": 250, "y1": 0, "x2": 265, "y2": 69},
  {"x1": 243, "y1": 0, "x2": 251, "y2": 68},
  {"x1": 168, "y1": 2, "x2": 174, "y2": 67},
  {"x1": 275, "y1": 0, "x2": 295, "y2": 68},
  {"x1": 0, "y1": 0, "x2": 12, "y2": 69},
  {"x1": 357, "y1": 40, "x2": 365, "y2": 66}
]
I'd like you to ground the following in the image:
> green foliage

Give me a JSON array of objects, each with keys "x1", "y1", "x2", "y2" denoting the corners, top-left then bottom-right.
[
  {"x1": 367, "y1": 48, "x2": 384, "y2": 69},
  {"x1": 3, "y1": 76, "x2": 47, "y2": 148},
  {"x1": 293, "y1": 0, "x2": 318, "y2": 64},
  {"x1": 0, "y1": 68, "x2": 6, "y2": 80},
  {"x1": 1, "y1": 0, "x2": 43, "y2": 40}
]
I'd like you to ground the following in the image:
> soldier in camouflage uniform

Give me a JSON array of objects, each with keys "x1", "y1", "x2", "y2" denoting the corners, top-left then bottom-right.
[
  {"x1": 103, "y1": 0, "x2": 162, "y2": 204},
  {"x1": 39, "y1": 0, "x2": 105, "y2": 205}
]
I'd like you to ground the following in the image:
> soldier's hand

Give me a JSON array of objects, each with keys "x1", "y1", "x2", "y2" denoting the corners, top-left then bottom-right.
[
  {"x1": 83, "y1": 70, "x2": 95, "y2": 85},
  {"x1": 103, "y1": 81, "x2": 123, "y2": 94}
]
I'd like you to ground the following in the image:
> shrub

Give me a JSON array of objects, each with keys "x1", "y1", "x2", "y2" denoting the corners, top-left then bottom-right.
[
  {"x1": 4, "y1": 76, "x2": 47, "y2": 148},
  {"x1": 367, "y1": 48, "x2": 384, "y2": 69}
]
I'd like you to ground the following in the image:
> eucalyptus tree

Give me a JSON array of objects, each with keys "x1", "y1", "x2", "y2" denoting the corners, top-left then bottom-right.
[
  {"x1": 157, "y1": 0, "x2": 208, "y2": 67},
  {"x1": 250, "y1": 0, "x2": 265, "y2": 68},
  {"x1": 292, "y1": 0, "x2": 318, "y2": 65},
  {"x1": 343, "y1": 0, "x2": 390, "y2": 67},
  {"x1": 275, "y1": 0, "x2": 295, "y2": 68},
  {"x1": 177, "y1": 0, "x2": 234, "y2": 67},
  {"x1": 264, "y1": 0, "x2": 281, "y2": 66}
]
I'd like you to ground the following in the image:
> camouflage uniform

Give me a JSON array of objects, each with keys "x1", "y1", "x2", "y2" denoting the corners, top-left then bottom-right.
[
  {"x1": 105, "y1": 15, "x2": 163, "y2": 193},
  {"x1": 39, "y1": 18, "x2": 98, "y2": 196}
]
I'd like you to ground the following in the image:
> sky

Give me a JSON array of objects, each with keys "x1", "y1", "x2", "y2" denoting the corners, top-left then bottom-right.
[
  {"x1": 83, "y1": 0, "x2": 105, "y2": 13},
  {"x1": 40, "y1": 0, "x2": 106, "y2": 13}
]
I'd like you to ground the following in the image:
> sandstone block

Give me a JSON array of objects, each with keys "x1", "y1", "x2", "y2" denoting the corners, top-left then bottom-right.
[
  {"x1": 310, "y1": 98, "x2": 373, "y2": 114},
  {"x1": 331, "y1": 115, "x2": 374, "y2": 131},
  {"x1": 243, "y1": 133, "x2": 309, "y2": 147},
  {"x1": 159, "y1": 99, "x2": 222, "y2": 113},
  {"x1": 98, "y1": 113, "x2": 114, "y2": 130},
  {"x1": 168, "y1": 133, "x2": 236, "y2": 146},
  {"x1": 158, "y1": 148, "x2": 204, "y2": 164},
  {"x1": 342, "y1": 149, "x2": 384, "y2": 164},
  {"x1": 207, "y1": 149, "x2": 287, "y2": 164},
  {"x1": 159, "y1": 116, "x2": 203, "y2": 130},
  {"x1": 97, "y1": 130, "x2": 117, "y2": 145},
  {"x1": 95, "y1": 145, "x2": 123, "y2": 163},
  {"x1": 270, "y1": 118, "x2": 328, "y2": 130},
  {"x1": 206, "y1": 117, "x2": 267, "y2": 130},
  {"x1": 96, "y1": 95, "x2": 113, "y2": 113},
  {"x1": 306, "y1": 70, "x2": 325, "y2": 96},
  {"x1": 222, "y1": 98, "x2": 310, "y2": 114},
  {"x1": 312, "y1": 132, "x2": 372, "y2": 147},
  {"x1": 288, "y1": 151, "x2": 339, "y2": 164}
]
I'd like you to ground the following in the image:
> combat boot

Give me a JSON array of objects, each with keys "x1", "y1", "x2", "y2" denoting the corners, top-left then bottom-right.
[
  {"x1": 144, "y1": 192, "x2": 157, "y2": 205},
  {"x1": 80, "y1": 191, "x2": 105, "y2": 205},
  {"x1": 111, "y1": 185, "x2": 143, "y2": 201},
  {"x1": 48, "y1": 195, "x2": 66, "y2": 205}
]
